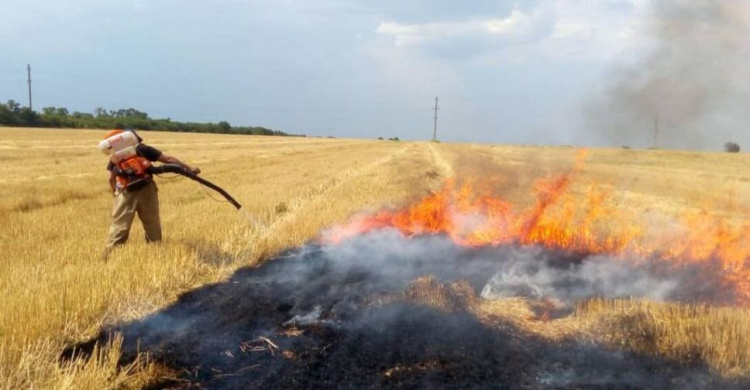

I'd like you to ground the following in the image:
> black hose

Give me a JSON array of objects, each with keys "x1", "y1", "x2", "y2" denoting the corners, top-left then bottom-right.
[{"x1": 147, "y1": 164, "x2": 242, "y2": 210}]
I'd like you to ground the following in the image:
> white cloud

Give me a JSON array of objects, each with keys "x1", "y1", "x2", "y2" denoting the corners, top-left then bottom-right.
[
  {"x1": 540, "y1": 0, "x2": 651, "y2": 61},
  {"x1": 375, "y1": 0, "x2": 651, "y2": 61},
  {"x1": 376, "y1": 9, "x2": 532, "y2": 47},
  {"x1": 486, "y1": 10, "x2": 532, "y2": 35}
]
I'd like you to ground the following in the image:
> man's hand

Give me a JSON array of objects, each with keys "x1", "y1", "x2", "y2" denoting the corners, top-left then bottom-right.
[{"x1": 190, "y1": 166, "x2": 201, "y2": 175}]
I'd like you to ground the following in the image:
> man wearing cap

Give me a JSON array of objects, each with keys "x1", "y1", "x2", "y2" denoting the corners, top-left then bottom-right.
[{"x1": 101, "y1": 129, "x2": 200, "y2": 258}]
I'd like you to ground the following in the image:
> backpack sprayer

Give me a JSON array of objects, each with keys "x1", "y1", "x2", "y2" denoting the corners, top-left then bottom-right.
[{"x1": 98, "y1": 130, "x2": 242, "y2": 210}]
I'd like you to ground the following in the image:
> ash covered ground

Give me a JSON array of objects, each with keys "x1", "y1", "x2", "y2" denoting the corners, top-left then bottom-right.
[{"x1": 76, "y1": 231, "x2": 746, "y2": 389}]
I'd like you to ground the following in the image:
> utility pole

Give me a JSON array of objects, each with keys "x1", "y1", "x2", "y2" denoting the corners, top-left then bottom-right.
[
  {"x1": 653, "y1": 115, "x2": 658, "y2": 149},
  {"x1": 432, "y1": 96, "x2": 439, "y2": 141},
  {"x1": 27, "y1": 64, "x2": 32, "y2": 110}
]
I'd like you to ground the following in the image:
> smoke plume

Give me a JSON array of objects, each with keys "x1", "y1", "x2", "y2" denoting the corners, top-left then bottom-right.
[{"x1": 588, "y1": 0, "x2": 750, "y2": 150}]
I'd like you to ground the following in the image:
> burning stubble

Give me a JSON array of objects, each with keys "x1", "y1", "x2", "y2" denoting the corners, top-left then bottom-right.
[
  {"x1": 328, "y1": 178, "x2": 748, "y2": 302},
  {"x1": 74, "y1": 168, "x2": 748, "y2": 388},
  {"x1": 94, "y1": 230, "x2": 746, "y2": 389},
  {"x1": 587, "y1": 0, "x2": 750, "y2": 150}
]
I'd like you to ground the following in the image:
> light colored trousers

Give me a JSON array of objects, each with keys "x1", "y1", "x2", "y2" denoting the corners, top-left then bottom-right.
[{"x1": 106, "y1": 181, "x2": 162, "y2": 248}]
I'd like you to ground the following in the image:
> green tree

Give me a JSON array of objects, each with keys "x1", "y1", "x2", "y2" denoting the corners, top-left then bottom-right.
[
  {"x1": 0, "y1": 102, "x2": 291, "y2": 136},
  {"x1": 6, "y1": 100, "x2": 21, "y2": 113},
  {"x1": 218, "y1": 121, "x2": 231, "y2": 132},
  {"x1": 18, "y1": 108, "x2": 39, "y2": 125},
  {"x1": 0, "y1": 102, "x2": 15, "y2": 124},
  {"x1": 94, "y1": 107, "x2": 108, "y2": 117}
]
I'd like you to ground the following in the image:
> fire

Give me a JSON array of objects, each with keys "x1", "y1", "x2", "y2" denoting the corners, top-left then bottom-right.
[
  {"x1": 326, "y1": 167, "x2": 749, "y2": 303},
  {"x1": 328, "y1": 176, "x2": 634, "y2": 253}
]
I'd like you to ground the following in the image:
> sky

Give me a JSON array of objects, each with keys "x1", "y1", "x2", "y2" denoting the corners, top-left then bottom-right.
[{"x1": 1, "y1": 0, "x2": 747, "y2": 149}]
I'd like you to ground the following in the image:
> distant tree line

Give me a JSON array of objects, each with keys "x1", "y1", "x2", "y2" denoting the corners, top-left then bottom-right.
[{"x1": 0, "y1": 100, "x2": 292, "y2": 136}]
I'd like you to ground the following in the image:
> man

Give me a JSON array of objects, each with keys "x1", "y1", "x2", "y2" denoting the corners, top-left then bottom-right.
[{"x1": 103, "y1": 129, "x2": 200, "y2": 255}]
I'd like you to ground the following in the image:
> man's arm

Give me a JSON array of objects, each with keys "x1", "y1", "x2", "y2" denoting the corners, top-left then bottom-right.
[
  {"x1": 108, "y1": 170, "x2": 117, "y2": 195},
  {"x1": 157, "y1": 153, "x2": 201, "y2": 174}
]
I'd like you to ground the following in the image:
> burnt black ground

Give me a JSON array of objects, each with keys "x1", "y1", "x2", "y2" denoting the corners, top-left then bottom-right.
[{"x1": 69, "y1": 232, "x2": 746, "y2": 389}]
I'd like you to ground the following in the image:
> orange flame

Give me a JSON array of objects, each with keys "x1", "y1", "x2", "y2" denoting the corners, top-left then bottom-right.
[{"x1": 326, "y1": 167, "x2": 749, "y2": 303}]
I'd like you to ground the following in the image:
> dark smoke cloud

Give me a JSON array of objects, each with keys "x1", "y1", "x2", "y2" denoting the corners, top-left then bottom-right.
[{"x1": 588, "y1": 0, "x2": 750, "y2": 150}]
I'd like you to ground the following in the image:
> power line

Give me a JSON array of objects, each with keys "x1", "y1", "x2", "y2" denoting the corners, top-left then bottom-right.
[{"x1": 432, "y1": 96, "x2": 439, "y2": 141}]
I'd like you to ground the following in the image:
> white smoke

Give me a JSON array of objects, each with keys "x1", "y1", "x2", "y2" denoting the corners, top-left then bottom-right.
[
  {"x1": 318, "y1": 229, "x2": 724, "y2": 307},
  {"x1": 480, "y1": 249, "x2": 679, "y2": 306}
]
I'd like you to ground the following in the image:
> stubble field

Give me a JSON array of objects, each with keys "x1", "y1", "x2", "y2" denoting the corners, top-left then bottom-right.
[{"x1": 0, "y1": 128, "x2": 748, "y2": 389}]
